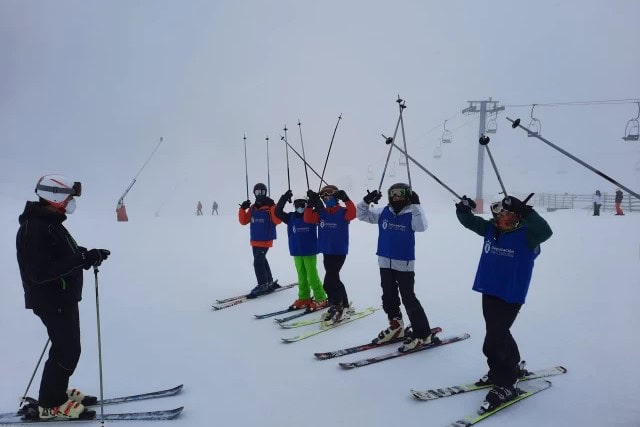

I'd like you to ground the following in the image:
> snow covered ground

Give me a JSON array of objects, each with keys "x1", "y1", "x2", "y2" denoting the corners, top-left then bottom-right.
[{"x1": 1, "y1": 200, "x2": 639, "y2": 426}]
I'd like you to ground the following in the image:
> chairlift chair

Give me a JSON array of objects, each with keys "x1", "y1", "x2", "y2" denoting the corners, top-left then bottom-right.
[
  {"x1": 486, "y1": 112, "x2": 497, "y2": 134},
  {"x1": 442, "y1": 120, "x2": 453, "y2": 143},
  {"x1": 527, "y1": 104, "x2": 541, "y2": 137},
  {"x1": 399, "y1": 156, "x2": 407, "y2": 166},
  {"x1": 367, "y1": 165, "x2": 374, "y2": 181},
  {"x1": 433, "y1": 146, "x2": 442, "y2": 159},
  {"x1": 622, "y1": 102, "x2": 640, "y2": 142}
]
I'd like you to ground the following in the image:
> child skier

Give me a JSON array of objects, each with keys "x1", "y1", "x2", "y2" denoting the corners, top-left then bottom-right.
[
  {"x1": 357, "y1": 183, "x2": 437, "y2": 352},
  {"x1": 275, "y1": 190, "x2": 328, "y2": 311},
  {"x1": 304, "y1": 185, "x2": 356, "y2": 323},
  {"x1": 455, "y1": 194, "x2": 552, "y2": 412},
  {"x1": 238, "y1": 183, "x2": 282, "y2": 298}
]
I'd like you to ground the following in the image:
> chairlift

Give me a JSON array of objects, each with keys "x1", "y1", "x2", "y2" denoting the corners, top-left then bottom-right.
[
  {"x1": 389, "y1": 162, "x2": 396, "y2": 177},
  {"x1": 486, "y1": 112, "x2": 497, "y2": 134},
  {"x1": 442, "y1": 120, "x2": 452, "y2": 144},
  {"x1": 367, "y1": 165, "x2": 374, "y2": 181},
  {"x1": 433, "y1": 146, "x2": 442, "y2": 159},
  {"x1": 399, "y1": 155, "x2": 407, "y2": 166},
  {"x1": 528, "y1": 104, "x2": 541, "y2": 137},
  {"x1": 622, "y1": 102, "x2": 640, "y2": 142}
]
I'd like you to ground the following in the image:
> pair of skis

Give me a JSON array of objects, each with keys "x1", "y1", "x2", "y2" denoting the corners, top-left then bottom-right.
[
  {"x1": 0, "y1": 385, "x2": 184, "y2": 423},
  {"x1": 281, "y1": 307, "x2": 378, "y2": 343},
  {"x1": 212, "y1": 283, "x2": 297, "y2": 310}
]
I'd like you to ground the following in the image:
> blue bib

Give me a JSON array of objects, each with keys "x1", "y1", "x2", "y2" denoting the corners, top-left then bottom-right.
[
  {"x1": 376, "y1": 207, "x2": 415, "y2": 260},
  {"x1": 317, "y1": 208, "x2": 349, "y2": 255},
  {"x1": 249, "y1": 208, "x2": 277, "y2": 241},
  {"x1": 287, "y1": 213, "x2": 318, "y2": 256}
]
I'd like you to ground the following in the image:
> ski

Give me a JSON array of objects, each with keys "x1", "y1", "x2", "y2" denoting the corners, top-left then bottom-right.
[
  {"x1": 275, "y1": 308, "x2": 322, "y2": 323},
  {"x1": 278, "y1": 314, "x2": 325, "y2": 329},
  {"x1": 338, "y1": 333, "x2": 470, "y2": 369},
  {"x1": 411, "y1": 366, "x2": 566, "y2": 401},
  {"x1": 214, "y1": 282, "x2": 297, "y2": 304},
  {"x1": 281, "y1": 307, "x2": 377, "y2": 343},
  {"x1": 212, "y1": 283, "x2": 297, "y2": 311},
  {"x1": 446, "y1": 380, "x2": 552, "y2": 426},
  {"x1": 0, "y1": 407, "x2": 183, "y2": 424},
  {"x1": 254, "y1": 307, "x2": 301, "y2": 319},
  {"x1": 314, "y1": 327, "x2": 442, "y2": 360},
  {"x1": 1, "y1": 385, "x2": 183, "y2": 420}
]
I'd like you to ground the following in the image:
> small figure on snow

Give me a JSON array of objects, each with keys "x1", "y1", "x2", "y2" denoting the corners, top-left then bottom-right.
[
  {"x1": 614, "y1": 189, "x2": 624, "y2": 215},
  {"x1": 275, "y1": 190, "x2": 328, "y2": 311},
  {"x1": 455, "y1": 194, "x2": 552, "y2": 412},
  {"x1": 304, "y1": 185, "x2": 356, "y2": 323},
  {"x1": 238, "y1": 183, "x2": 282, "y2": 298},
  {"x1": 196, "y1": 201, "x2": 203, "y2": 216},
  {"x1": 592, "y1": 190, "x2": 602, "y2": 216},
  {"x1": 357, "y1": 183, "x2": 438, "y2": 352},
  {"x1": 16, "y1": 175, "x2": 111, "y2": 420},
  {"x1": 212, "y1": 201, "x2": 219, "y2": 215}
]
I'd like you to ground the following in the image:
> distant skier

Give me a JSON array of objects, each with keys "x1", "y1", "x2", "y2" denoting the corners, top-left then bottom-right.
[
  {"x1": 455, "y1": 194, "x2": 552, "y2": 412},
  {"x1": 304, "y1": 185, "x2": 356, "y2": 324},
  {"x1": 212, "y1": 201, "x2": 219, "y2": 215},
  {"x1": 16, "y1": 175, "x2": 111, "y2": 420},
  {"x1": 356, "y1": 183, "x2": 438, "y2": 352},
  {"x1": 238, "y1": 183, "x2": 282, "y2": 298},
  {"x1": 592, "y1": 190, "x2": 602, "y2": 216},
  {"x1": 196, "y1": 201, "x2": 203, "y2": 216},
  {"x1": 614, "y1": 189, "x2": 624, "y2": 215},
  {"x1": 275, "y1": 190, "x2": 328, "y2": 311}
]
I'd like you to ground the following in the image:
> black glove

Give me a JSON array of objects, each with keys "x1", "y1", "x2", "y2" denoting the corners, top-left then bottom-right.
[
  {"x1": 280, "y1": 189, "x2": 293, "y2": 204},
  {"x1": 239, "y1": 200, "x2": 251, "y2": 210},
  {"x1": 82, "y1": 249, "x2": 110, "y2": 269},
  {"x1": 455, "y1": 195, "x2": 476, "y2": 213},
  {"x1": 363, "y1": 190, "x2": 382, "y2": 204},
  {"x1": 502, "y1": 196, "x2": 532, "y2": 218},
  {"x1": 335, "y1": 190, "x2": 349, "y2": 202},
  {"x1": 409, "y1": 191, "x2": 420, "y2": 205},
  {"x1": 307, "y1": 189, "x2": 319, "y2": 200}
]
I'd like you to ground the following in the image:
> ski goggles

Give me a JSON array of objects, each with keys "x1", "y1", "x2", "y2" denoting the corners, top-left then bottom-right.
[
  {"x1": 36, "y1": 181, "x2": 82, "y2": 197},
  {"x1": 319, "y1": 188, "x2": 337, "y2": 198},
  {"x1": 490, "y1": 201, "x2": 506, "y2": 214},
  {"x1": 253, "y1": 188, "x2": 267, "y2": 197},
  {"x1": 388, "y1": 188, "x2": 409, "y2": 198}
]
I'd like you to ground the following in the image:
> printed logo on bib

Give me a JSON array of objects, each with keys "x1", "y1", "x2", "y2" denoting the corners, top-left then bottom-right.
[{"x1": 484, "y1": 239, "x2": 515, "y2": 258}]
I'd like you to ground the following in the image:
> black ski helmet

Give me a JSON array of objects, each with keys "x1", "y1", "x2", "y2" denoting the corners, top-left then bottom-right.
[
  {"x1": 388, "y1": 182, "x2": 411, "y2": 212},
  {"x1": 253, "y1": 182, "x2": 268, "y2": 197}
]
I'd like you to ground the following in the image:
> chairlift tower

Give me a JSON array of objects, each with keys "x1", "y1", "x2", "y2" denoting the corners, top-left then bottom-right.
[{"x1": 462, "y1": 98, "x2": 505, "y2": 213}]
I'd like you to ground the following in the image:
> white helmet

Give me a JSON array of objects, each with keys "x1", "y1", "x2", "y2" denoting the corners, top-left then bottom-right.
[{"x1": 35, "y1": 175, "x2": 81, "y2": 213}]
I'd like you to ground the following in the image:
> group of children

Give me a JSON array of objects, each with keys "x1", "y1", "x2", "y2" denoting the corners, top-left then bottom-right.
[{"x1": 238, "y1": 181, "x2": 553, "y2": 411}]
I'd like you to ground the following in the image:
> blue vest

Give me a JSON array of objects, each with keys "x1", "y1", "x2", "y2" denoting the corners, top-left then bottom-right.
[
  {"x1": 376, "y1": 207, "x2": 415, "y2": 260},
  {"x1": 249, "y1": 208, "x2": 277, "y2": 241},
  {"x1": 317, "y1": 208, "x2": 349, "y2": 255},
  {"x1": 287, "y1": 213, "x2": 318, "y2": 256},
  {"x1": 472, "y1": 225, "x2": 540, "y2": 304}
]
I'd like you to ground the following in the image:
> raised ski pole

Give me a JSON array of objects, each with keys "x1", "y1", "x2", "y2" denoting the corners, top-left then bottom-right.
[
  {"x1": 265, "y1": 136, "x2": 271, "y2": 197},
  {"x1": 508, "y1": 117, "x2": 640, "y2": 200},
  {"x1": 93, "y1": 267, "x2": 105, "y2": 423},
  {"x1": 282, "y1": 125, "x2": 291, "y2": 190},
  {"x1": 397, "y1": 98, "x2": 413, "y2": 188},
  {"x1": 378, "y1": 96, "x2": 405, "y2": 192},
  {"x1": 19, "y1": 339, "x2": 50, "y2": 408},
  {"x1": 479, "y1": 135, "x2": 508, "y2": 196},
  {"x1": 280, "y1": 134, "x2": 330, "y2": 187},
  {"x1": 386, "y1": 137, "x2": 462, "y2": 200},
  {"x1": 297, "y1": 120, "x2": 311, "y2": 190},
  {"x1": 318, "y1": 114, "x2": 343, "y2": 192},
  {"x1": 242, "y1": 134, "x2": 249, "y2": 200}
]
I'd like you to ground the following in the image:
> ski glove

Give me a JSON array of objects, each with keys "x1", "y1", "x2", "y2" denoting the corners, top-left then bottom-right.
[
  {"x1": 502, "y1": 196, "x2": 533, "y2": 218},
  {"x1": 240, "y1": 200, "x2": 251, "y2": 210},
  {"x1": 281, "y1": 189, "x2": 293, "y2": 203},
  {"x1": 409, "y1": 191, "x2": 420, "y2": 205},
  {"x1": 82, "y1": 249, "x2": 111, "y2": 269},
  {"x1": 363, "y1": 190, "x2": 382, "y2": 204},
  {"x1": 335, "y1": 190, "x2": 349, "y2": 202},
  {"x1": 455, "y1": 195, "x2": 476, "y2": 213}
]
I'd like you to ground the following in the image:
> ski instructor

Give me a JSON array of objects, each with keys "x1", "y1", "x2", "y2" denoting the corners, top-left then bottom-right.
[{"x1": 16, "y1": 175, "x2": 110, "y2": 421}]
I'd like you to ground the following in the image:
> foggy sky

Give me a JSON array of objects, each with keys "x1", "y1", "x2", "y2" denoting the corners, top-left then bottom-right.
[{"x1": 2, "y1": 0, "x2": 639, "y2": 216}]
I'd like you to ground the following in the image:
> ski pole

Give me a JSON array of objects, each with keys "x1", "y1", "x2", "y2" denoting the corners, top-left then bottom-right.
[
  {"x1": 386, "y1": 138, "x2": 462, "y2": 199},
  {"x1": 265, "y1": 136, "x2": 271, "y2": 197},
  {"x1": 19, "y1": 339, "x2": 50, "y2": 408},
  {"x1": 93, "y1": 267, "x2": 105, "y2": 423},
  {"x1": 282, "y1": 126, "x2": 291, "y2": 190},
  {"x1": 318, "y1": 114, "x2": 343, "y2": 192},
  {"x1": 297, "y1": 120, "x2": 311, "y2": 190},
  {"x1": 378, "y1": 96, "x2": 405, "y2": 192},
  {"x1": 508, "y1": 118, "x2": 640, "y2": 200},
  {"x1": 479, "y1": 135, "x2": 508, "y2": 196},
  {"x1": 397, "y1": 101, "x2": 413, "y2": 188},
  {"x1": 280, "y1": 134, "x2": 330, "y2": 187},
  {"x1": 242, "y1": 134, "x2": 249, "y2": 200}
]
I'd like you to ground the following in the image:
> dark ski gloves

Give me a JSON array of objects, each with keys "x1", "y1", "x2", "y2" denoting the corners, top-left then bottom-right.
[
  {"x1": 502, "y1": 196, "x2": 533, "y2": 218},
  {"x1": 455, "y1": 195, "x2": 476, "y2": 213},
  {"x1": 409, "y1": 191, "x2": 420, "y2": 205},
  {"x1": 363, "y1": 190, "x2": 382, "y2": 204},
  {"x1": 81, "y1": 249, "x2": 110, "y2": 270},
  {"x1": 239, "y1": 200, "x2": 251, "y2": 210}
]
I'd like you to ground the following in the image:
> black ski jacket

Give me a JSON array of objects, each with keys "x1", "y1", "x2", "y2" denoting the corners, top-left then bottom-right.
[{"x1": 16, "y1": 201, "x2": 86, "y2": 310}]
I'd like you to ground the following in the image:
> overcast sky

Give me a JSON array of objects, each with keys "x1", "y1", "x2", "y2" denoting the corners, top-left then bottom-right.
[{"x1": 2, "y1": 0, "x2": 639, "y2": 216}]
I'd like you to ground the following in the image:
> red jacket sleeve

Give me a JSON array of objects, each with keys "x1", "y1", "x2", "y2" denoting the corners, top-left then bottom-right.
[
  {"x1": 303, "y1": 207, "x2": 320, "y2": 223},
  {"x1": 268, "y1": 205, "x2": 282, "y2": 225},
  {"x1": 343, "y1": 200, "x2": 356, "y2": 221},
  {"x1": 238, "y1": 207, "x2": 251, "y2": 225}
]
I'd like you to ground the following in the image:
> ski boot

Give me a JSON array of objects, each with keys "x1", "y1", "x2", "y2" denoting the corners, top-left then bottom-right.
[
  {"x1": 399, "y1": 330, "x2": 439, "y2": 353},
  {"x1": 35, "y1": 400, "x2": 96, "y2": 420},
  {"x1": 289, "y1": 298, "x2": 312, "y2": 310},
  {"x1": 307, "y1": 299, "x2": 328, "y2": 312},
  {"x1": 479, "y1": 384, "x2": 519, "y2": 414},
  {"x1": 372, "y1": 317, "x2": 404, "y2": 344},
  {"x1": 67, "y1": 388, "x2": 98, "y2": 406}
]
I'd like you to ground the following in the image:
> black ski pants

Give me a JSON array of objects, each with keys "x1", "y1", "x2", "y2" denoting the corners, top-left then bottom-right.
[
  {"x1": 33, "y1": 304, "x2": 81, "y2": 408},
  {"x1": 322, "y1": 254, "x2": 349, "y2": 307},
  {"x1": 252, "y1": 246, "x2": 273, "y2": 286},
  {"x1": 482, "y1": 294, "x2": 522, "y2": 388},
  {"x1": 380, "y1": 268, "x2": 431, "y2": 339}
]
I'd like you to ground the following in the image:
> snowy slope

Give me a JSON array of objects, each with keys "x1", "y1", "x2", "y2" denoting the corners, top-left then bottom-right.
[{"x1": 0, "y1": 201, "x2": 639, "y2": 426}]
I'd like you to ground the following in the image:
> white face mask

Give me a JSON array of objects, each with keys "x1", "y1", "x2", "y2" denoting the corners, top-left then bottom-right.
[
  {"x1": 65, "y1": 198, "x2": 77, "y2": 214},
  {"x1": 296, "y1": 207, "x2": 305, "y2": 214}
]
